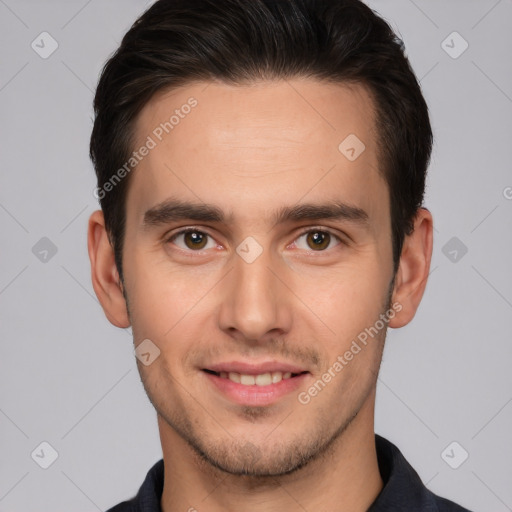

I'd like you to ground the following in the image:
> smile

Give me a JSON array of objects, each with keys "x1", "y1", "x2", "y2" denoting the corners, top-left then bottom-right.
[
  {"x1": 201, "y1": 365, "x2": 310, "y2": 406},
  {"x1": 205, "y1": 370, "x2": 302, "y2": 386}
]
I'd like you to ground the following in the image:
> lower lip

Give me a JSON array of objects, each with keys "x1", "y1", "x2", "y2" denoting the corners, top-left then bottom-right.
[{"x1": 203, "y1": 371, "x2": 309, "y2": 406}]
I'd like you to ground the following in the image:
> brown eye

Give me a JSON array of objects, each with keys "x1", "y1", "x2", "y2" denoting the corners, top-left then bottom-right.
[
  {"x1": 169, "y1": 229, "x2": 214, "y2": 251},
  {"x1": 183, "y1": 231, "x2": 207, "y2": 249},
  {"x1": 294, "y1": 229, "x2": 342, "y2": 252},
  {"x1": 306, "y1": 231, "x2": 330, "y2": 250}
]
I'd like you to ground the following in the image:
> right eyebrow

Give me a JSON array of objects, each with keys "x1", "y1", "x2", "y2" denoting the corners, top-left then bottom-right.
[{"x1": 143, "y1": 198, "x2": 227, "y2": 228}]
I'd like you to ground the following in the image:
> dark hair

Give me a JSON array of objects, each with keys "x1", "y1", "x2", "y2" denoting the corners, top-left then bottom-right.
[{"x1": 90, "y1": 0, "x2": 432, "y2": 282}]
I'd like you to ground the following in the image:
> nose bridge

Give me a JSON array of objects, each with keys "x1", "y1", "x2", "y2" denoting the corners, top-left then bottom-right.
[{"x1": 219, "y1": 240, "x2": 291, "y2": 340}]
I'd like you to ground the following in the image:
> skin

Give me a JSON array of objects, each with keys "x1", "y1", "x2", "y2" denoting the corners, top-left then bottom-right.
[{"x1": 88, "y1": 78, "x2": 433, "y2": 512}]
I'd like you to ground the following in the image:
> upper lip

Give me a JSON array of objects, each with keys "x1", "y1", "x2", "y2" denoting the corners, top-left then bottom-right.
[{"x1": 204, "y1": 360, "x2": 309, "y2": 375}]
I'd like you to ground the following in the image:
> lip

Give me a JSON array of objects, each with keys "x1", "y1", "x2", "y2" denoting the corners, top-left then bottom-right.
[
  {"x1": 205, "y1": 360, "x2": 308, "y2": 375},
  {"x1": 202, "y1": 367, "x2": 310, "y2": 407}
]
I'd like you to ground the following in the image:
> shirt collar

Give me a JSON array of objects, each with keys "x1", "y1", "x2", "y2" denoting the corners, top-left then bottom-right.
[
  {"x1": 369, "y1": 434, "x2": 440, "y2": 510},
  {"x1": 116, "y1": 434, "x2": 467, "y2": 511}
]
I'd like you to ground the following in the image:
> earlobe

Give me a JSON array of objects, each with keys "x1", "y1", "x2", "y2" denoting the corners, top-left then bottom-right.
[
  {"x1": 87, "y1": 210, "x2": 131, "y2": 328},
  {"x1": 388, "y1": 208, "x2": 433, "y2": 329}
]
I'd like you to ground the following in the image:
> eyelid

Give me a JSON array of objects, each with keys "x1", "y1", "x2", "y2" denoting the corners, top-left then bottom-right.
[{"x1": 163, "y1": 225, "x2": 347, "y2": 253}]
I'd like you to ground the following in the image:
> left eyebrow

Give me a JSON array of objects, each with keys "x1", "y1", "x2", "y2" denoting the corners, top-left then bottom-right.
[
  {"x1": 142, "y1": 197, "x2": 370, "y2": 229},
  {"x1": 272, "y1": 201, "x2": 369, "y2": 227}
]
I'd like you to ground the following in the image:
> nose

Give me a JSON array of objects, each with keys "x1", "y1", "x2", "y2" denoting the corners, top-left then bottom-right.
[{"x1": 217, "y1": 242, "x2": 293, "y2": 344}]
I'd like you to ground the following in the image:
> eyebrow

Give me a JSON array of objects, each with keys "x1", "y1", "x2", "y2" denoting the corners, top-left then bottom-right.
[{"x1": 142, "y1": 197, "x2": 369, "y2": 229}]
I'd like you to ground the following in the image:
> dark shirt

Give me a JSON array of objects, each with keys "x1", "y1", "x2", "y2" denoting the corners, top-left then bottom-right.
[{"x1": 105, "y1": 434, "x2": 472, "y2": 511}]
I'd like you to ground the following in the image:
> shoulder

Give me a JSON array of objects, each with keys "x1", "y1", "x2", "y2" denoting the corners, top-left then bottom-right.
[
  {"x1": 105, "y1": 500, "x2": 138, "y2": 512},
  {"x1": 371, "y1": 435, "x2": 473, "y2": 512},
  {"x1": 435, "y1": 495, "x2": 472, "y2": 512},
  {"x1": 104, "y1": 459, "x2": 164, "y2": 512}
]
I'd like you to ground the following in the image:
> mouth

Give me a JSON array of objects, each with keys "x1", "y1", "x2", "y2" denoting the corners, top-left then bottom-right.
[
  {"x1": 202, "y1": 369, "x2": 307, "y2": 386},
  {"x1": 201, "y1": 363, "x2": 311, "y2": 406}
]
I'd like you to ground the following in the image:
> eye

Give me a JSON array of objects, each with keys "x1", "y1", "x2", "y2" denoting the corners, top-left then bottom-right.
[
  {"x1": 166, "y1": 228, "x2": 217, "y2": 251},
  {"x1": 165, "y1": 227, "x2": 344, "y2": 254},
  {"x1": 293, "y1": 228, "x2": 342, "y2": 252}
]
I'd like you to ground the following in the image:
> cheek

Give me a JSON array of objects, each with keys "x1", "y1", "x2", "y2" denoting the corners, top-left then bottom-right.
[
  {"x1": 125, "y1": 250, "x2": 220, "y2": 339},
  {"x1": 294, "y1": 259, "x2": 389, "y2": 337}
]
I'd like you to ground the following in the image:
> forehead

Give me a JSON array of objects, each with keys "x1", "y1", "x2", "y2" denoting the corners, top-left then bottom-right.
[{"x1": 127, "y1": 78, "x2": 386, "y2": 227}]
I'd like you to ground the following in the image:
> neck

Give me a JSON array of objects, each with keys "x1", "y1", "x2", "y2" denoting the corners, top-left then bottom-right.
[{"x1": 159, "y1": 394, "x2": 383, "y2": 512}]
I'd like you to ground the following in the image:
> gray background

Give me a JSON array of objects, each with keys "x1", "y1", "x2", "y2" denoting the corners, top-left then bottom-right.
[{"x1": 1, "y1": 0, "x2": 511, "y2": 510}]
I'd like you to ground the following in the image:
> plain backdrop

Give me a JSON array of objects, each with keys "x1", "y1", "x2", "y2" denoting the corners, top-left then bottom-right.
[{"x1": 1, "y1": 1, "x2": 511, "y2": 511}]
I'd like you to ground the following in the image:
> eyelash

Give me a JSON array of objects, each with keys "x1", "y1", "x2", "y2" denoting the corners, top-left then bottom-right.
[{"x1": 164, "y1": 226, "x2": 345, "y2": 255}]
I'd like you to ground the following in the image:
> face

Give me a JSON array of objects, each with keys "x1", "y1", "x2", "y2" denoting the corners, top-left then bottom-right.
[{"x1": 120, "y1": 79, "x2": 396, "y2": 476}]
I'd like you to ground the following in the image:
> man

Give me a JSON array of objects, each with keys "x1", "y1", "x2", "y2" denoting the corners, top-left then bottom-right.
[{"x1": 88, "y1": 0, "x2": 472, "y2": 510}]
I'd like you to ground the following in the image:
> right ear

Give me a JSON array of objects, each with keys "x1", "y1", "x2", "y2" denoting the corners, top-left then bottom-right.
[{"x1": 87, "y1": 210, "x2": 131, "y2": 328}]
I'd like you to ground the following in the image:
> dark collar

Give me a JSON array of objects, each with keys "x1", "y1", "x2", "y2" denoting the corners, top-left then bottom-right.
[
  {"x1": 106, "y1": 435, "x2": 471, "y2": 511},
  {"x1": 368, "y1": 435, "x2": 470, "y2": 511}
]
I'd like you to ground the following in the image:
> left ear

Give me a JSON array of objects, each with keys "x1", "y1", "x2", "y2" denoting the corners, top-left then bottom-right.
[{"x1": 388, "y1": 207, "x2": 433, "y2": 328}]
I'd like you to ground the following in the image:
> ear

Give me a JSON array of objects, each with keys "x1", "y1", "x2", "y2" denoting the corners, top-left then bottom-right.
[
  {"x1": 388, "y1": 207, "x2": 433, "y2": 328},
  {"x1": 87, "y1": 210, "x2": 131, "y2": 328}
]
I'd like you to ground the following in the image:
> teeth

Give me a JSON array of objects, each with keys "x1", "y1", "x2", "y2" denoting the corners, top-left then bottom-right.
[
  {"x1": 218, "y1": 371, "x2": 297, "y2": 386},
  {"x1": 255, "y1": 373, "x2": 272, "y2": 386},
  {"x1": 240, "y1": 374, "x2": 255, "y2": 385},
  {"x1": 228, "y1": 372, "x2": 240, "y2": 383}
]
